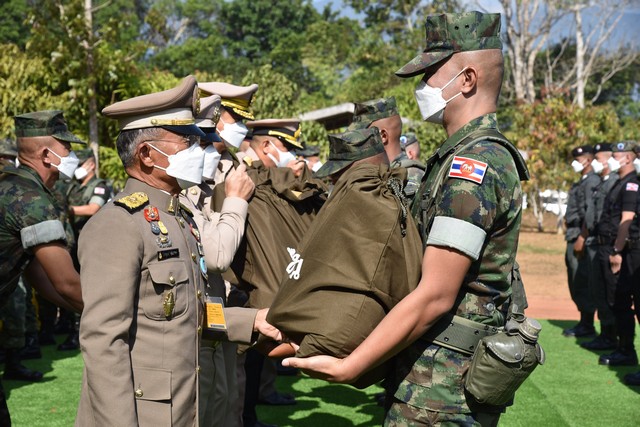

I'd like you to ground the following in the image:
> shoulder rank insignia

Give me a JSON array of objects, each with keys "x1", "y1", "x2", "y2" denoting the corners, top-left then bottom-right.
[
  {"x1": 448, "y1": 156, "x2": 488, "y2": 184},
  {"x1": 179, "y1": 203, "x2": 193, "y2": 216},
  {"x1": 114, "y1": 192, "x2": 149, "y2": 212}
]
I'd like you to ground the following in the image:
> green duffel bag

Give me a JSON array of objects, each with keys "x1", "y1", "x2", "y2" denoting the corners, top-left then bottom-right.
[
  {"x1": 268, "y1": 163, "x2": 423, "y2": 388},
  {"x1": 213, "y1": 162, "x2": 327, "y2": 309}
]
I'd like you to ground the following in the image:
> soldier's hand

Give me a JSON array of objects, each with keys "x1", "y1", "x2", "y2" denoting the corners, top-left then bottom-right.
[
  {"x1": 225, "y1": 164, "x2": 255, "y2": 201},
  {"x1": 286, "y1": 159, "x2": 306, "y2": 177},
  {"x1": 282, "y1": 355, "x2": 354, "y2": 383},
  {"x1": 609, "y1": 254, "x2": 622, "y2": 275},
  {"x1": 573, "y1": 235, "x2": 585, "y2": 258},
  {"x1": 254, "y1": 308, "x2": 282, "y2": 342}
]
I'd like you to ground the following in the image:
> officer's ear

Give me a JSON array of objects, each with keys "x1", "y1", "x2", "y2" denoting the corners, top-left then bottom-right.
[
  {"x1": 41, "y1": 147, "x2": 53, "y2": 166},
  {"x1": 137, "y1": 143, "x2": 155, "y2": 168}
]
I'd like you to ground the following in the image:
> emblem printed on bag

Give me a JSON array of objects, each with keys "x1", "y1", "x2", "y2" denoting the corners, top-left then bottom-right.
[
  {"x1": 448, "y1": 156, "x2": 488, "y2": 184},
  {"x1": 285, "y1": 247, "x2": 303, "y2": 280},
  {"x1": 626, "y1": 182, "x2": 639, "y2": 192}
]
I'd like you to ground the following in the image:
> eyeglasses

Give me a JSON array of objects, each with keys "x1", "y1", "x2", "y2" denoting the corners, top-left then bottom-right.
[{"x1": 142, "y1": 135, "x2": 199, "y2": 146}]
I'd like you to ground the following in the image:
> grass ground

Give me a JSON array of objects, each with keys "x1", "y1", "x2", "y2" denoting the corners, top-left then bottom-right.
[
  {"x1": 5, "y1": 321, "x2": 640, "y2": 426},
  {"x1": 5, "y1": 229, "x2": 640, "y2": 426}
]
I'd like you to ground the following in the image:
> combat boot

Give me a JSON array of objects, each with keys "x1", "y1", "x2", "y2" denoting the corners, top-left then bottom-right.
[
  {"x1": 581, "y1": 325, "x2": 618, "y2": 350},
  {"x1": 598, "y1": 335, "x2": 638, "y2": 366},
  {"x1": 624, "y1": 371, "x2": 640, "y2": 386},
  {"x1": 563, "y1": 312, "x2": 596, "y2": 338},
  {"x1": 19, "y1": 332, "x2": 42, "y2": 360},
  {"x1": 2, "y1": 349, "x2": 43, "y2": 382},
  {"x1": 57, "y1": 331, "x2": 79, "y2": 351}
]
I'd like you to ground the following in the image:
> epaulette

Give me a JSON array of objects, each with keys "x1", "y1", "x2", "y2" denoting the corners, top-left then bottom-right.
[
  {"x1": 179, "y1": 202, "x2": 193, "y2": 216},
  {"x1": 114, "y1": 192, "x2": 149, "y2": 212}
]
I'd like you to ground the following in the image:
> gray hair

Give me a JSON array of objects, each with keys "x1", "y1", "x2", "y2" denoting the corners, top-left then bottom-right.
[{"x1": 116, "y1": 127, "x2": 165, "y2": 168}]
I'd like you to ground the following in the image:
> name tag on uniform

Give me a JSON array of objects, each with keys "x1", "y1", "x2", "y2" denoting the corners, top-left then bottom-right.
[
  {"x1": 203, "y1": 296, "x2": 227, "y2": 341},
  {"x1": 157, "y1": 248, "x2": 179, "y2": 261}
]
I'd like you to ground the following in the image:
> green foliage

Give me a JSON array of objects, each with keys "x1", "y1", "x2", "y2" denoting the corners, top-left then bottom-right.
[
  {"x1": 98, "y1": 145, "x2": 127, "y2": 190},
  {"x1": 0, "y1": 0, "x2": 30, "y2": 48},
  {"x1": 503, "y1": 97, "x2": 622, "y2": 195},
  {"x1": 0, "y1": 44, "x2": 72, "y2": 138},
  {"x1": 242, "y1": 64, "x2": 299, "y2": 118}
]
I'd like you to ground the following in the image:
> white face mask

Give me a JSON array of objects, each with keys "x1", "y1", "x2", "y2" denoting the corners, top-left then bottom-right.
[
  {"x1": 49, "y1": 149, "x2": 79, "y2": 180},
  {"x1": 219, "y1": 121, "x2": 248, "y2": 149},
  {"x1": 590, "y1": 159, "x2": 604, "y2": 175},
  {"x1": 311, "y1": 161, "x2": 323, "y2": 173},
  {"x1": 149, "y1": 143, "x2": 205, "y2": 189},
  {"x1": 202, "y1": 145, "x2": 222, "y2": 180},
  {"x1": 571, "y1": 160, "x2": 584, "y2": 173},
  {"x1": 74, "y1": 166, "x2": 88, "y2": 180},
  {"x1": 633, "y1": 158, "x2": 640, "y2": 174},
  {"x1": 607, "y1": 156, "x2": 622, "y2": 173},
  {"x1": 267, "y1": 141, "x2": 296, "y2": 168},
  {"x1": 414, "y1": 67, "x2": 467, "y2": 124}
]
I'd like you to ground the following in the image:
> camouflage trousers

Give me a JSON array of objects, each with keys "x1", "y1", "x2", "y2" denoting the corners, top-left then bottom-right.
[
  {"x1": 0, "y1": 277, "x2": 38, "y2": 350},
  {"x1": 384, "y1": 399, "x2": 500, "y2": 427}
]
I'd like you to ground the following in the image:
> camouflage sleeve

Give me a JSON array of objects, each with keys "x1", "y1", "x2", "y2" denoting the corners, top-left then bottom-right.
[
  {"x1": 88, "y1": 182, "x2": 111, "y2": 207},
  {"x1": 427, "y1": 144, "x2": 513, "y2": 260},
  {"x1": 10, "y1": 187, "x2": 66, "y2": 250}
]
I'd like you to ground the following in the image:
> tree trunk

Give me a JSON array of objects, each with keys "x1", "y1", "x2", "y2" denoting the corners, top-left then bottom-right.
[{"x1": 85, "y1": 0, "x2": 100, "y2": 176}]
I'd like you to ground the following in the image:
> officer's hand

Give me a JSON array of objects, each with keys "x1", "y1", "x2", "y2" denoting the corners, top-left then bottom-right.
[
  {"x1": 254, "y1": 308, "x2": 282, "y2": 342},
  {"x1": 286, "y1": 159, "x2": 306, "y2": 177},
  {"x1": 225, "y1": 164, "x2": 255, "y2": 201},
  {"x1": 282, "y1": 355, "x2": 354, "y2": 383},
  {"x1": 609, "y1": 254, "x2": 622, "y2": 275},
  {"x1": 574, "y1": 236, "x2": 585, "y2": 258}
]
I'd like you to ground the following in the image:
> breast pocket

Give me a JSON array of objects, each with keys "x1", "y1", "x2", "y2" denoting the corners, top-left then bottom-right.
[{"x1": 143, "y1": 260, "x2": 190, "y2": 320}]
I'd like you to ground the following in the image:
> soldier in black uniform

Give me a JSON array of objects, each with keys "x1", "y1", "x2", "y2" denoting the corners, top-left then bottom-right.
[
  {"x1": 576, "y1": 143, "x2": 619, "y2": 350},
  {"x1": 596, "y1": 141, "x2": 640, "y2": 368},
  {"x1": 563, "y1": 145, "x2": 601, "y2": 337}
]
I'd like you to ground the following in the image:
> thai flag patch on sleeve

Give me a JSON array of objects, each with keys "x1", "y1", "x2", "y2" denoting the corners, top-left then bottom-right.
[
  {"x1": 626, "y1": 182, "x2": 639, "y2": 192},
  {"x1": 448, "y1": 156, "x2": 489, "y2": 184}
]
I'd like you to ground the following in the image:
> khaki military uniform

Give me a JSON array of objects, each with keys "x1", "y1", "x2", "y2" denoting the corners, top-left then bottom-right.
[
  {"x1": 76, "y1": 178, "x2": 207, "y2": 427},
  {"x1": 184, "y1": 179, "x2": 257, "y2": 427}
]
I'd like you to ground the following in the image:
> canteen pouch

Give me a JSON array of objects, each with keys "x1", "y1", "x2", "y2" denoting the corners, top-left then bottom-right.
[{"x1": 464, "y1": 323, "x2": 545, "y2": 406}]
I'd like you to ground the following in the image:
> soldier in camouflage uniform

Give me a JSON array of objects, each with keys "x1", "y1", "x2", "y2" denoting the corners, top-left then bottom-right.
[
  {"x1": 284, "y1": 12, "x2": 528, "y2": 426},
  {"x1": 348, "y1": 97, "x2": 426, "y2": 199},
  {"x1": 0, "y1": 111, "x2": 85, "y2": 425}
]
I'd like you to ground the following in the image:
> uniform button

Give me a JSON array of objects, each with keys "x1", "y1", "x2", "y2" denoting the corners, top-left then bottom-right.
[
  {"x1": 197, "y1": 326, "x2": 202, "y2": 333},
  {"x1": 191, "y1": 253, "x2": 197, "y2": 261},
  {"x1": 135, "y1": 389, "x2": 143, "y2": 398},
  {"x1": 196, "y1": 366, "x2": 201, "y2": 373},
  {"x1": 169, "y1": 275, "x2": 175, "y2": 284},
  {"x1": 197, "y1": 290, "x2": 202, "y2": 298},
  {"x1": 190, "y1": 187, "x2": 198, "y2": 195},
  {"x1": 178, "y1": 218, "x2": 185, "y2": 227}
]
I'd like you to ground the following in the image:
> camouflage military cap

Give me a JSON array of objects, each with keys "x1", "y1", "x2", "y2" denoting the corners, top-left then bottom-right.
[
  {"x1": 400, "y1": 132, "x2": 418, "y2": 148},
  {"x1": 75, "y1": 148, "x2": 95, "y2": 165},
  {"x1": 296, "y1": 145, "x2": 320, "y2": 158},
  {"x1": 0, "y1": 138, "x2": 17, "y2": 157},
  {"x1": 347, "y1": 97, "x2": 399, "y2": 131},
  {"x1": 396, "y1": 11, "x2": 502, "y2": 78},
  {"x1": 593, "y1": 142, "x2": 611, "y2": 153},
  {"x1": 571, "y1": 145, "x2": 594, "y2": 157},
  {"x1": 314, "y1": 128, "x2": 385, "y2": 178},
  {"x1": 14, "y1": 110, "x2": 85, "y2": 144},
  {"x1": 102, "y1": 75, "x2": 205, "y2": 137},
  {"x1": 611, "y1": 140, "x2": 637, "y2": 153}
]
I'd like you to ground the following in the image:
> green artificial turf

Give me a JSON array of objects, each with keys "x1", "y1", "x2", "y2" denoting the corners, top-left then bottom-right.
[{"x1": 5, "y1": 321, "x2": 640, "y2": 426}]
